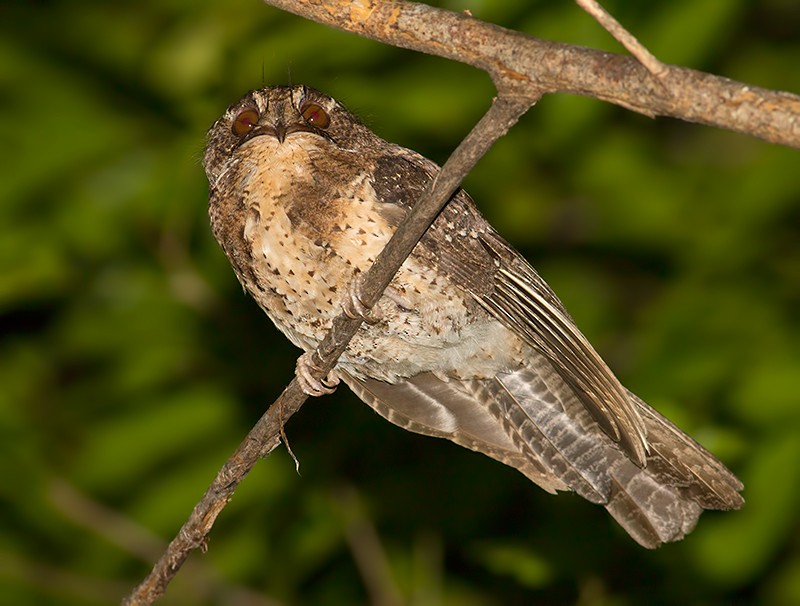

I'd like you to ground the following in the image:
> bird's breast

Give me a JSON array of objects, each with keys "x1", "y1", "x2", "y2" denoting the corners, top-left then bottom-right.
[{"x1": 217, "y1": 136, "x2": 524, "y2": 382}]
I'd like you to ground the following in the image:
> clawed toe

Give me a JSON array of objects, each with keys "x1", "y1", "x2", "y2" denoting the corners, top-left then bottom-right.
[
  {"x1": 296, "y1": 352, "x2": 339, "y2": 396},
  {"x1": 342, "y1": 276, "x2": 382, "y2": 324}
]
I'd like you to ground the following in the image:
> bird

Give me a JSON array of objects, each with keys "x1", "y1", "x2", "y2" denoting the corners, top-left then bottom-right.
[{"x1": 203, "y1": 84, "x2": 743, "y2": 548}]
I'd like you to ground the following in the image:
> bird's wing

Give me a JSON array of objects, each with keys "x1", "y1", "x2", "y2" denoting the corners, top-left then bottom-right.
[
  {"x1": 338, "y1": 370, "x2": 569, "y2": 494},
  {"x1": 475, "y1": 234, "x2": 649, "y2": 465},
  {"x1": 370, "y1": 148, "x2": 649, "y2": 465}
]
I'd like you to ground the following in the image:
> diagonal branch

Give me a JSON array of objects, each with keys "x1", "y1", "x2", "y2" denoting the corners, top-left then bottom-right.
[
  {"x1": 122, "y1": 93, "x2": 536, "y2": 605},
  {"x1": 261, "y1": 0, "x2": 800, "y2": 148}
]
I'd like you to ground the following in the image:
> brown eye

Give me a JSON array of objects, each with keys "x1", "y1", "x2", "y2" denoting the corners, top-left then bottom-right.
[
  {"x1": 301, "y1": 103, "x2": 330, "y2": 129},
  {"x1": 232, "y1": 108, "x2": 260, "y2": 136}
]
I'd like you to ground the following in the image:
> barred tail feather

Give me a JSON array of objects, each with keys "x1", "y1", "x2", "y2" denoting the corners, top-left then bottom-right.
[{"x1": 495, "y1": 360, "x2": 743, "y2": 547}]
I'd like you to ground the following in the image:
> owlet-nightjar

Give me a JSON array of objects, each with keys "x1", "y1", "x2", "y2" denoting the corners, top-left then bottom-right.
[{"x1": 203, "y1": 85, "x2": 743, "y2": 548}]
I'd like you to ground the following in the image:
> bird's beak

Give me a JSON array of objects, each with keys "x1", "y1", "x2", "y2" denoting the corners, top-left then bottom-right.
[{"x1": 248, "y1": 121, "x2": 315, "y2": 145}]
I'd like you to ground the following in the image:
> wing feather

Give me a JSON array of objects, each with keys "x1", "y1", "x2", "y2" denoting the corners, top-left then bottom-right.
[
  {"x1": 370, "y1": 148, "x2": 649, "y2": 464},
  {"x1": 338, "y1": 370, "x2": 568, "y2": 494}
]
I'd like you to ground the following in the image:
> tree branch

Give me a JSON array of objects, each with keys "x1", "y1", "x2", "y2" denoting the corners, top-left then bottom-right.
[{"x1": 262, "y1": 0, "x2": 800, "y2": 148}]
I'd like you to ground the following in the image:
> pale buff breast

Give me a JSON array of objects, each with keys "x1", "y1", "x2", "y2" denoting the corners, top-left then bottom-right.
[{"x1": 237, "y1": 134, "x2": 525, "y2": 383}]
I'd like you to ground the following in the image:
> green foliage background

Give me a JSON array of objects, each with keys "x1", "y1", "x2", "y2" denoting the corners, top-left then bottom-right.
[{"x1": 1, "y1": 0, "x2": 799, "y2": 604}]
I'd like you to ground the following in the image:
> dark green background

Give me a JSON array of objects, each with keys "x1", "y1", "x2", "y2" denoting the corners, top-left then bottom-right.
[{"x1": 2, "y1": 0, "x2": 799, "y2": 604}]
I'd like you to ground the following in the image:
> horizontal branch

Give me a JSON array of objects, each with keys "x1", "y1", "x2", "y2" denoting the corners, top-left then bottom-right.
[{"x1": 262, "y1": 0, "x2": 800, "y2": 148}]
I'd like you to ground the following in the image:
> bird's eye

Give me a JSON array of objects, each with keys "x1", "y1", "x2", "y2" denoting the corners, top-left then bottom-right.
[
  {"x1": 232, "y1": 108, "x2": 260, "y2": 136},
  {"x1": 300, "y1": 103, "x2": 330, "y2": 129}
]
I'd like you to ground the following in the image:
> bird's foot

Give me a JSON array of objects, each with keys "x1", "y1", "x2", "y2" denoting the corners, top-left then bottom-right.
[
  {"x1": 296, "y1": 352, "x2": 339, "y2": 396},
  {"x1": 342, "y1": 276, "x2": 383, "y2": 324}
]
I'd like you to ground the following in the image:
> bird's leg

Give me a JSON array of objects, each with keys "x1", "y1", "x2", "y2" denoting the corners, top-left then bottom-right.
[
  {"x1": 382, "y1": 286, "x2": 414, "y2": 313},
  {"x1": 296, "y1": 352, "x2": 339, "y2": 396}
]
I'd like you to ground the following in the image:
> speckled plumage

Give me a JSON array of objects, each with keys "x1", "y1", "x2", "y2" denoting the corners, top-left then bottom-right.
[{"x1": 204, "y1": 85, "x2": 743, "y2": 547}]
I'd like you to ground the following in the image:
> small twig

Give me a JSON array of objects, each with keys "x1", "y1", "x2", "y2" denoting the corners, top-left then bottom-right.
[
  {"x1": 278, "y1": 398, "x2": 301, "y2": 473},
  {"x1": 576, "y1": 0, "x2": 668, "y2": 80},
  {"x1": 122, "y1": 93, "x2": 535, "y2": 605}
]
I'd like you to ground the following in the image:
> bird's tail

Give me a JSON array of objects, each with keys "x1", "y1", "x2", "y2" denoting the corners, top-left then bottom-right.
[{"x1": 490, "y1": 362, "x2": 743, "y2": 547}]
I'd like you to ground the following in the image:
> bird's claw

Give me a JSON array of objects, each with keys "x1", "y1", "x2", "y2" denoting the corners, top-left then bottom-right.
[
  {"x1": 296, "y1": 352, "x2": 339, "y2": 396},
  {"x1": 342, "y1": 276, "x2": 382, "y2": 324}
]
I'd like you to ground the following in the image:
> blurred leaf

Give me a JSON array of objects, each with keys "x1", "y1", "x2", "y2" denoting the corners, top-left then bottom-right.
[
  {"x1": 471, "y1": 542, "x2": 553, "y2": 588},
  {"x1": 691, "y1": 433, "x2": 800, "y2": 586},
  {"x1": 70, "y1": 386, "x2": 237, "y2": 490},
  {"x1": 642, "y1": 0, "x2": 746, "y2": 66}
]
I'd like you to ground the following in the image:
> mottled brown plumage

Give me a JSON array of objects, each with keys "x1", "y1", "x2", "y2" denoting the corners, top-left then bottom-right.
[{"x1": 203, "y1": 85, "x2": 743, "y2": 547}]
